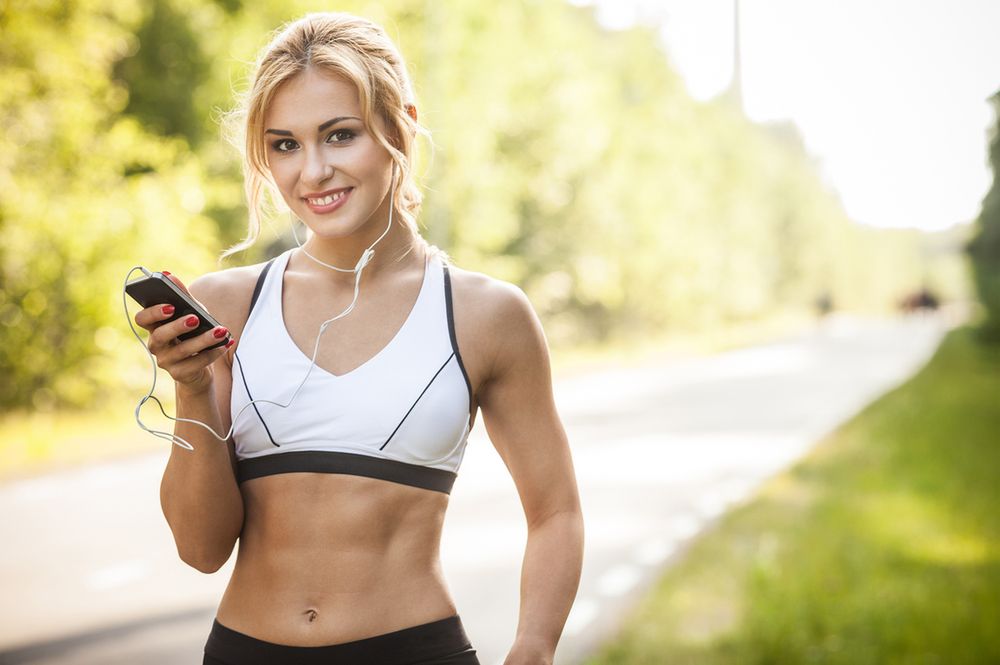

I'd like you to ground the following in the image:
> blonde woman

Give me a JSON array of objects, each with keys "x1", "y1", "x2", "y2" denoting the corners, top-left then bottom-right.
[{"x1": 133, "y1": 11, "x2": 583, "y2": 665}]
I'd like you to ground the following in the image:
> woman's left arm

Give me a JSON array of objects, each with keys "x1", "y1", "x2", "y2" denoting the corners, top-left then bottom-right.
[{"x1": 477, "y1": 282, "x2": 585, "y2": 665}]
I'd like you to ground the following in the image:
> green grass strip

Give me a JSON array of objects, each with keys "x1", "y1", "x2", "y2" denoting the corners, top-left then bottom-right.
[{"x1": 586, "y1": 325, "x2": 1000, "y2": 665}]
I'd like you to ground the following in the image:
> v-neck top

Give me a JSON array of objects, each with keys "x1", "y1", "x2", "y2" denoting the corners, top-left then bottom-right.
[{"x1": 229, "y1": 247, "x2": 474, "y2": 494}]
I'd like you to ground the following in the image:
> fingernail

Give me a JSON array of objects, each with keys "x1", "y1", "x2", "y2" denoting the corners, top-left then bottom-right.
[
  {"x1": 213, "y1": 327, "x2": 229, "y2": 339},
  {"x1": 162, "y1": 270, "x2": 172, "y2": 276},
  {"x1": 162, "y1": 304, "x2": 175, "y2": 315},
  {"x1": 185, "y1": 315, "x2": 199, "y2": 327},
  {"x1": 225, "y1": 338, "x2": 236, "y2": 348}
]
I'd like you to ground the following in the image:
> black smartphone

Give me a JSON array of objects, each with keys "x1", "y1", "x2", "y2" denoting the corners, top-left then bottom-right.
[{"x1": 125, "y1": 271, "x2": 231, "y2": 351}]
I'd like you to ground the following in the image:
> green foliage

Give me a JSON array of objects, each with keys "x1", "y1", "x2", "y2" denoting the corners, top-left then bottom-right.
[
  {"x1": 586, "y1": 326, "x2": 1000, "y2": 664},
  {"x1": 967, "y1": 90, "x2": 1000, "y2": 343},
  {"x1": 0, "y1": 0, "x2": 961, "y2": 413},
  {"x1": 403, "y1": 1, "x2": 942, "y2": 345},
  {"x1": 113, "y1": 0, "x2": 212, "y2": 146},
  {"x1": 0, "y1": 0, "x2": 219, "y2": 411}
]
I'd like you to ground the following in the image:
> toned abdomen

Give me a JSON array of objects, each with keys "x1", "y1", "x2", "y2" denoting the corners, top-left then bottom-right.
[{"x1": 215, "y1": 472, "x2": 457, "y2": 646}]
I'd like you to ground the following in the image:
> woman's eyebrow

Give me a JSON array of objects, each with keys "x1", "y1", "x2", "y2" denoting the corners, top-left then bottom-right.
[{"x1": 265, "y1": 116, "x2": 361, "y2": 136}]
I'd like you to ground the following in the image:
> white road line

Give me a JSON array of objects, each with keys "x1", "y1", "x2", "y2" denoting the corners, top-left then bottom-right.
[
  {"x1": 562, "y1": 597, "x2": 600, "y2": 637},
  {"x1": 595, "y1": 563, "x2": 641, "y2": 597},
  {"x1": 634, "y1": 537, "x2": 677, "y2": 566},
  {"x1": 669, "y1": 514, "x2": 702, "y2": 540},
  {"x1": 696, "y1": 490, "x2": 729, "y2": 519},
  {"x1": 720, "y1": 478, "x2": 756, "y2": 505},
  {"x1": 5, "y1": 476, "x2": 61, "y2": 505},
  {"x1": 85, "y1": 559, "x2": 151, "y2": 591},
  {"x1": 75, "y1": 464, "x2": 122, "y2": 489}
]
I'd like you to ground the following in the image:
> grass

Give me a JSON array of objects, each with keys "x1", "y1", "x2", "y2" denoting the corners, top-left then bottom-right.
[{"x1": 585, "y1": 325, "x2": 1000, "y2": 665}]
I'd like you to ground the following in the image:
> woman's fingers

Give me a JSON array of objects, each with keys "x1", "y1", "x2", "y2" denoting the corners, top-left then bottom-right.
[
  {"x1": 133, "y1": 302, "x2": 177, "y2": 331},
  {"x1": 129, "y1": 271, "x2": 232, "y2": 385},
  {"x1": 162, "y1": 271, "x2": 194, "y2": 298},
  {"x1": 151, "y1": 315, "x2": 230, "y2": 357},
  {"x1": 154, "y1": 323, "x2": 230, "y2": 373}
]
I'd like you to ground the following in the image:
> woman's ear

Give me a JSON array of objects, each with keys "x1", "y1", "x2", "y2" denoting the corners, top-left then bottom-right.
[{"x1": 387, "y1": 106, "x2": 417, "y2": 150}]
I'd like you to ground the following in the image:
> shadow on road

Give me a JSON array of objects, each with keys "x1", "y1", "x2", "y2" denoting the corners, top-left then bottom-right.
[{"x1": 0, "y1": 606, "x2": 215, "y2": 665}]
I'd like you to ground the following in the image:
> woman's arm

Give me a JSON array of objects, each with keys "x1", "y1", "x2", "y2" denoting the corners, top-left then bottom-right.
[
  {"x1": 158, "y1": 272, "x2": 247, "y2": 573},
  {"x1": 477, "y1": 282, "x2": 585, "y2": 665}
]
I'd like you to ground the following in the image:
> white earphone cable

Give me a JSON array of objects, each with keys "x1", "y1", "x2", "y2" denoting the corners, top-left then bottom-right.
[{"x1": 126, "y1": 164, "x2": 398, "y2": 451}]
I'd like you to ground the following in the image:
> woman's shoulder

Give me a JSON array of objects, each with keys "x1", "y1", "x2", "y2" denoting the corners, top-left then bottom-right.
[
  {"x1": 442, "y1": 260, "x2": 553, "y2": 397},
  {"x1": 189, "y1": 261, "x2": 266, "y2": 303},
  {"x1": 188, "y1": 259, "x2": 273, "y2": 337},
  {"x1": 439, "y1": 258, "x2": 542, "y2": 342},
  {"x1": 441, "y1": 257, "x2": 516, "y2": 304}
]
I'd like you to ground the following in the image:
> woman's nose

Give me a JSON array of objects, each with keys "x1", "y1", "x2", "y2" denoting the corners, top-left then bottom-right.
[{"x1": 302, "y1": 150, "x2": 334, "y2": 186}]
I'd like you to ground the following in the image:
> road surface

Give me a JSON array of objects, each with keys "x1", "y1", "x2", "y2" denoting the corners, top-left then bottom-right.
[{"x1": 0, "y1": 312, "x2": 949, "y2": 664}]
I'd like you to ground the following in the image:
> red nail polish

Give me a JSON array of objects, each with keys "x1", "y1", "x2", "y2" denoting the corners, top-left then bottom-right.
[
  {"x1": 213, "y1": 327, "x2": 229, "y2": 339},
  {"x1": 162, "y1": 270, "x2": 172, "y2": 276},
  {"x1": 161, "y1": 304, "x2": 175, "y2": 316},
  {"x1": 225, "y1": 338, "x2": 236, "y2": 348},
  {"x1": 185, "y1": 315, "x2": 199, "y2": 327}
]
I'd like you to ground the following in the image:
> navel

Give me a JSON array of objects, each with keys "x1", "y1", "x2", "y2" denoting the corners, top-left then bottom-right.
[{"x1": 303, "y1": 608, "x2": 319, "y2": 623}]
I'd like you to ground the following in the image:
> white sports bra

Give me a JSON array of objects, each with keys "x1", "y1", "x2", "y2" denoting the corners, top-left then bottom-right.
[{"x1": 229, "y1": 247, "x2": 474, "y2": 494}]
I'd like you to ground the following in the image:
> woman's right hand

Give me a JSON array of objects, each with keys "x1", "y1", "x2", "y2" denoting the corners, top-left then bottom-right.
[{"x1": 133, "y1": 273, "x2": 232, "y2": 394}]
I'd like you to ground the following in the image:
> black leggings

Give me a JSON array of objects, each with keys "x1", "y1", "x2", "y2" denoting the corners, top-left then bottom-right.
[{"x1": 203, "y1": 614, "x2": 480, "y2": 665}]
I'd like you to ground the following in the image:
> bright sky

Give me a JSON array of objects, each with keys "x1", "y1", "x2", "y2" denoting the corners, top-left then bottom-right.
[{"x1": 569, "y1": 0, "x2": 1000, "y2": 232}]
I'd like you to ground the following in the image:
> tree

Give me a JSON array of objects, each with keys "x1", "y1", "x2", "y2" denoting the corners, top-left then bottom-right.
[{"x1": 967, "y1": 90, "x2": 1000, "y2": 343}]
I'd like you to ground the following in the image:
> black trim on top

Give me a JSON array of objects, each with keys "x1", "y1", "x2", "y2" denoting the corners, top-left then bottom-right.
[
  {"x1": 237, "y1": 450, "x2": 457, "y2": 494},
  {"x1": 248, "y1": 258, "x2": 276, "y2": 316},
  {"x1": 380, "y1": 352, "x2": 455, "y2": 451},
  {"x1": 233, "y1": 352, "x2": 279, "y2": 448},
  {"x1": 232, "y1": 256, "x2": 280, "y2": 448},
  {"x1": 442, "y1": 264, "x2": 474, "y2": 421}
]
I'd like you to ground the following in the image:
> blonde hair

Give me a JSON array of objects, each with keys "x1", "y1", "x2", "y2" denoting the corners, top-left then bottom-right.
[{"x1": 220, "y1": 12, "x2": 445, "y2": 263}]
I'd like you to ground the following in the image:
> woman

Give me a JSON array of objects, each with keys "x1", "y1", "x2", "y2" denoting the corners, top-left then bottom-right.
[{"x1": 133, "y1": 11, "x2": 583, "y2": 665}]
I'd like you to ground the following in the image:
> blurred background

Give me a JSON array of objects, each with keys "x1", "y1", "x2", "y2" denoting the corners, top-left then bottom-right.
[
  {"x1": 1, "y1": 0, "x2": 998, "y2": 663},
  {"x1": 0, "y1": 0, "x2": 992, "y2": 464}
]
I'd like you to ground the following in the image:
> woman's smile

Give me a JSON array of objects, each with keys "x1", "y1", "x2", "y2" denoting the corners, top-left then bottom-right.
[{"x1": 303, "y1": 186, "x2": 354, "y2": 214}]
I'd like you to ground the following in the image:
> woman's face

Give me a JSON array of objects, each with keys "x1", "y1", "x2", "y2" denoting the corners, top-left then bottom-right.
[{"x1": 263, "y1": 66, "x2": 394, "y2": 240}]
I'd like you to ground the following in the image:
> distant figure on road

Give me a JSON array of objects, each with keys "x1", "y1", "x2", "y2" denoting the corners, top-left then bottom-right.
[
  {"x1": 899, "y1": 287, "x2": 940, "y2": 315},
  {"x1": 815, "y1": 290, "x2": 834, "y2": 319}
]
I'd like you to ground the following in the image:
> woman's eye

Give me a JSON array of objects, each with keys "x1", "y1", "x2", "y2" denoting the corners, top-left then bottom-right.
[
  {"x1": 271, "y1": 130, "x2": 354, "y2": 153},
  {"x1": 327, "y1": 129, "x2": 355, "y2": 143}
]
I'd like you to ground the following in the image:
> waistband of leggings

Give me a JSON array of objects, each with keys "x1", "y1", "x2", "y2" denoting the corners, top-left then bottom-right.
[{"x1": 204, "y1": 614, "x2": 473, "y2": 665}]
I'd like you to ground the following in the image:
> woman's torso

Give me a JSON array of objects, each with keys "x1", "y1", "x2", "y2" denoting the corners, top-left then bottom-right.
[{"x1": 212, "y1": 245, "x2": 491, "y2": 645}]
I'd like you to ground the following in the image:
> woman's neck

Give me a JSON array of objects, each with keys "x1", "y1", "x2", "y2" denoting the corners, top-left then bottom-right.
[{"x1": 296, "y1": 218, "x2": 425, "y2": 286}]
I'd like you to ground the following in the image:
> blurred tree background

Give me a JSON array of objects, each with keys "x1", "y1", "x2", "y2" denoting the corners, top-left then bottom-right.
[
  {"x1": 0, "y1": 0, "x2": 976, "y2": 419},
  {"x1": 967, "y1": 90, "x2": 1000, "y2": 343}
]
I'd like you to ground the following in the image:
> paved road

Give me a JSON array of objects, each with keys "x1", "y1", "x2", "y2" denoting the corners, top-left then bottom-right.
[{"x1": 0, "y1": 313, "x2": 949, "y2": 665}]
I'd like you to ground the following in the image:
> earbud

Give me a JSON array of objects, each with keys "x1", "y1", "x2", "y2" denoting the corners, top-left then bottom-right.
[{"x1": 356, "y1": 248, "x2": 375, "y2": 272}]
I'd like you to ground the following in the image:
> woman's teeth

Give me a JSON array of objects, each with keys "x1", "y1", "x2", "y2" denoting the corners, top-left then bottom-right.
[{"x1": 308, "y1": 190, "x2": 349, "y2": 205}]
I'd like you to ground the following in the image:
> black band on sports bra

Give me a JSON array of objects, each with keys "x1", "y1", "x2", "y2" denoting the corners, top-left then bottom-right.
[
  {"x1": 236, "y1": 256, "x2": 281, "y2": 448},
  {"x1": 248, "y1": 257, "x2": 277, "y2": 317},
  {"x1": 237, "y1": 450, "x2": 458, "y2": 494},
  {"x1": 442, "y1": 264, "x2": 474, "y2": 419}
]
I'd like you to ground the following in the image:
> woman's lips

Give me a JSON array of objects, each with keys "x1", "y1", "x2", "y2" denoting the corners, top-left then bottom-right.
[{"x1": 304, "y1": 187, "x2": 353, "y2": 214}]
